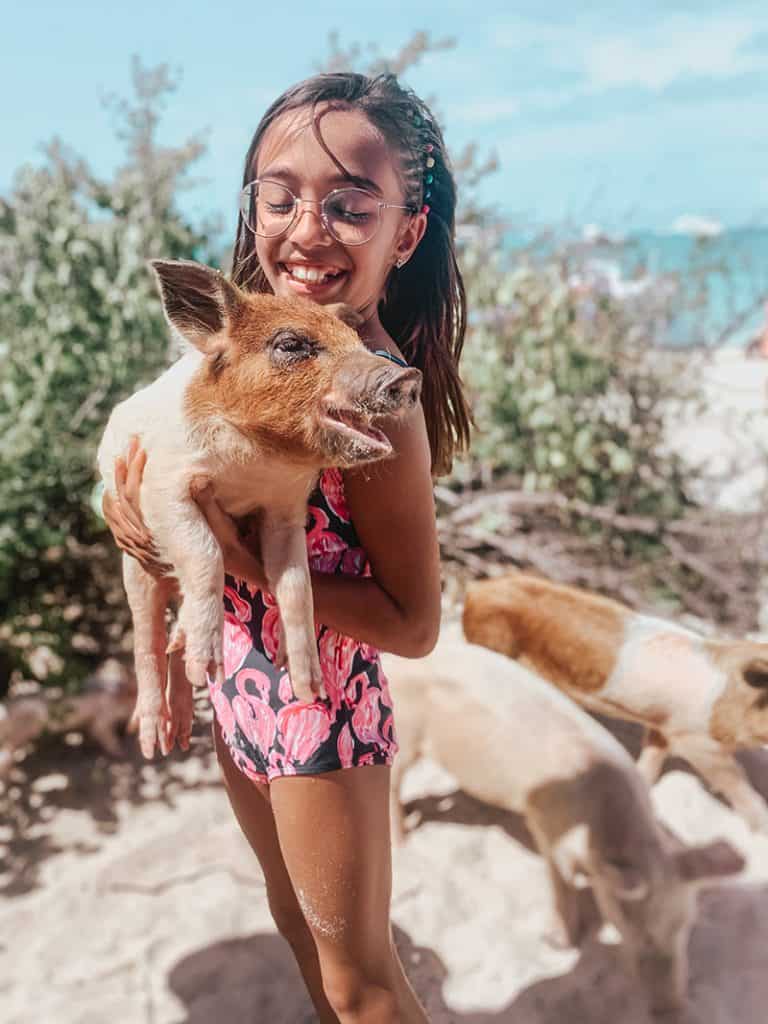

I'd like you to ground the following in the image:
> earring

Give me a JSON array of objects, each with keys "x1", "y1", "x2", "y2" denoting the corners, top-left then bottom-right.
[{"x1": 395, "y1": 257, "x2": 407, "y2": 269}]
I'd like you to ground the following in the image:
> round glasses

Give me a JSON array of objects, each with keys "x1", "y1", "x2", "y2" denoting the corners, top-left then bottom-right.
[{"x1": 239, "y1": 179, "x2": 416, "y2": 246}]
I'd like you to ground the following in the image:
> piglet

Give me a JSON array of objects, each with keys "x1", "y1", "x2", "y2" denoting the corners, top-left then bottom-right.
[
  {"x1": 463, "y1": 571, "x2": 768, "y2": 833},
  {"x1": 98, "y1": 260, "x2": 421, "y2": 757},
  {"x1": 384, "y1": 638, "x2": 744, "y2": 1015}
]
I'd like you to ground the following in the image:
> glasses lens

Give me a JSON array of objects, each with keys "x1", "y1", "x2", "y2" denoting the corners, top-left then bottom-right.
[
  {"x1": 323, "y1": 189, "x2": 380, "y2": 245},
  {"x1": 240, "y1": 181, "x2": 296, "y2": 237}
]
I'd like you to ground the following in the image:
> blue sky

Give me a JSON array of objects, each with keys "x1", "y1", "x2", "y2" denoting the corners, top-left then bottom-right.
[{"x1": 3, "y1": 1, "x2": 768, "y2": 234}]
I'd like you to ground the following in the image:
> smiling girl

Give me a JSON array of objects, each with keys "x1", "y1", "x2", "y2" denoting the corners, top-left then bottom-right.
[{"x1": 104, "y1": 72, "x2": 471, "y2": 1022}]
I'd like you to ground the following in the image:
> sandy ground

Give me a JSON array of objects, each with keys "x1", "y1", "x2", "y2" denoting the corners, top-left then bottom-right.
[
  {"x1": 3, "y1": 699, "x2": 768, "y2": 1024},
  {"x1": 667, "y1": 347, "x2": 768, "y2": 512},
  {"x1": 2, "y1": 350, "x2": 768, "y2": 1023}
]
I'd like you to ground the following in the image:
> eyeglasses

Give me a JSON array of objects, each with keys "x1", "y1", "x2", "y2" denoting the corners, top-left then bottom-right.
[{"x1": 239, "y1": 179, "x2": 416, "y2": 246}]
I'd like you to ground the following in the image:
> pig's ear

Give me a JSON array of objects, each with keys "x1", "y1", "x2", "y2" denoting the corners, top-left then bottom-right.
[
  {"x1": 674, "y1": 839, "x2": 745, "y2": 883},
  {"x1": 150, "y1": 260, "x2": 241, "y2": 354},
  {"x1": 326, "y1": 303, "x2": 364, "y2": 331},
  {"x1": 743, "y1": 658, "x2": 768, "y2": 689}
]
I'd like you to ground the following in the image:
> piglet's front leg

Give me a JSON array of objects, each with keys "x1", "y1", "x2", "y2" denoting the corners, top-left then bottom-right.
[
  {"x1": 165, "y1": 503, "x2": 226, "y2": 692},
  {"x1": 261, "y1": 513, "x2": 324, "y2": 704},
  {"x1": 123, "y1": 556, "x2": 177, "y2": 758}
]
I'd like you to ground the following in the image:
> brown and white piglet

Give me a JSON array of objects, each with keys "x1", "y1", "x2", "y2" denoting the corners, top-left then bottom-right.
[
  {"x1": 98, "y1": 260, "x2": 421, "y2": 757},
  {"x1": 463, "y1": 571, "x2": 768, "y2": 833}
]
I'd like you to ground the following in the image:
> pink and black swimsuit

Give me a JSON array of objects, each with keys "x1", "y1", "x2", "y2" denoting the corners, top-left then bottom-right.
[{"x1": 209, "y1": 466, "x2": 399, "y2": 783}]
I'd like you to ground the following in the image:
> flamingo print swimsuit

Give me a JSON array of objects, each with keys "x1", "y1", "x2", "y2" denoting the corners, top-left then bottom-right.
[{"x1": 209, "y1": 464, "x2": 399, "y2": 784}]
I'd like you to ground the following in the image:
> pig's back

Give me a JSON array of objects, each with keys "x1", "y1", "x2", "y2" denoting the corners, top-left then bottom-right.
[
  {"x1": 383, "y1": 640, "x2": 639, "y2": 807},
  {"x1": 97, "y1": 352, "x2": 203, "y2": 490}
]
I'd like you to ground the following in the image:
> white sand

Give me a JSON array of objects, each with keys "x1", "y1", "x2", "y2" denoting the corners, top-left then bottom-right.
[
  {"x1": 666, "y1": 348, "x2": 768, "y2": 512},
  {"x1": 3, "y1": 722, "x2": 768, "y2": 1024}
]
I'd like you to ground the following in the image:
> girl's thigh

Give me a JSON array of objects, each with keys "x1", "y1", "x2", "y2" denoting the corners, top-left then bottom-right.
[
  {"x1": 213, "y1": 718, "x2": 305, "y2": 927},
  {"x1": 269, "y1": 766, "x2": 394, "y2": 969}
]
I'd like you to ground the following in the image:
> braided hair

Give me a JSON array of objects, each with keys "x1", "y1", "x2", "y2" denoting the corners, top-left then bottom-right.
[{"x1": 231, "y1": 72, "x2": 471, "y2": 477}]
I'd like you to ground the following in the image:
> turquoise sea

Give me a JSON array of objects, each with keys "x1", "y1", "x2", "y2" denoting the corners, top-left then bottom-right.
[{"x1": 565, "y1": 226, "x2": 768, "y2": 348}]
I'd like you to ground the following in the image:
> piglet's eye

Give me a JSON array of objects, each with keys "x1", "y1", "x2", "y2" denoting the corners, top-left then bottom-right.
[{"x1": 270, "y1": 331, "x2": 317, "y2": 365}]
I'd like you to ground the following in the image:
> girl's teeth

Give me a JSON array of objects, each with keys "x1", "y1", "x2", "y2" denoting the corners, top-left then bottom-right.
[{"x1": 287, "y1": 266, "x2": 340, "y2": 284}]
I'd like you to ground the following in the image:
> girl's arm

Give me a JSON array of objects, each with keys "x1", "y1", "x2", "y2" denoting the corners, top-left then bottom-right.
[{"x1": 312, "y1": 407, "x2": 441, "y2": 657}]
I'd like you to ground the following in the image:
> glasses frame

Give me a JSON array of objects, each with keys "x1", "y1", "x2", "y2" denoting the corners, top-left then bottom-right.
[{"x1": 239, "y1": 178, "x2": 417, "y2": 246}]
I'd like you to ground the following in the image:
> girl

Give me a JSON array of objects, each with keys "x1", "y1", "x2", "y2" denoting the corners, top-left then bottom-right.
[{"x1": 104, "y1": 72, "x2": 471, "y2": 1023}]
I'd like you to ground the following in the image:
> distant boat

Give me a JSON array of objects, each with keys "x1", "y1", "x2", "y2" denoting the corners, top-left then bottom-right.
[{"x1": 669, "y1": 214, "x2": 724, "y2": 239}]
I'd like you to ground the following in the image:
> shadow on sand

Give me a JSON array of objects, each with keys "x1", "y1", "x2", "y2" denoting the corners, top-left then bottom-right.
[
  {"x1": 167, "y1": 883, "x2": 768, "y2": 1024},
  {"x1": 0, "y1": 701, "x2": 218, "y2": 897}
]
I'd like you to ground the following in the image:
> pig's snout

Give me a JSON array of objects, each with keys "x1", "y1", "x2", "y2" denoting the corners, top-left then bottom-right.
[{"x1": 370, "y1": 366, "x2": 422, "y2": 415}]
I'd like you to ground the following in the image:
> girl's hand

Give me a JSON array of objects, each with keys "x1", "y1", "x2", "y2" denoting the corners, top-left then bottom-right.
[
  {"x1": 190, "y1": 478, "x2": 267, "y2": 590},
  {"x1": 102, "y1": 437, "x2": 172, "y2": 578}
]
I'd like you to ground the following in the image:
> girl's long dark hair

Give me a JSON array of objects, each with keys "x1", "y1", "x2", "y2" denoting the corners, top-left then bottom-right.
[{"x1": 231, "y1": 72, "x2": 472, "y2": 477}]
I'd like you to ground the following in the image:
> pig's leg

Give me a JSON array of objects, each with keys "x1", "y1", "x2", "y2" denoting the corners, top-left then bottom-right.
[
  {"x1": 84, "y1": 699, "x2": 126, "y2": 757},
  {"x1": 680, "y1": 742, "x2": 768, "y2": 833},
  {"x1": 164, "y1": 507, "x2": 226, "y2": 692},
  {"x1": 528, "y1": 818, "x2": 600, "y2": 947},
  {"x1": 123, "y1": 555, "x2": 174, "y2": 758},
  {"x1": 637, "y1": 727, "x2": 669, "y2": 785},
  {"x1": 261, "y1": 514, "x2": 323, "y2": 704}
]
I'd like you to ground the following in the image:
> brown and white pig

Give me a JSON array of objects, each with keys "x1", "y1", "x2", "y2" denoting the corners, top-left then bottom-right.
[
  {"x1": 384, "y1": 639, "x2": 744, "y2": 1015},
  {"x1": 463, "y1": 571, "x2": 768, "y2": 832},
  {"x1": 98, "y1": 260, "x2": 421, "y2": 757},
  {"x1": 0, "y1": 659, "x2": 136, "y2": 773}
]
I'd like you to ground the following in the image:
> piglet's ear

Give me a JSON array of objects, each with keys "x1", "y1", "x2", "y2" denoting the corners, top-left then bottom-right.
[
  {"x1": 150, "y1": 260, "x2": 242, "y2": 354},
  {"x1": 675, "y1": 839, "x2": 745, "y2": 883},
  {"x1": 326, "y1": 302, "x2": 364, "y2": 331}
]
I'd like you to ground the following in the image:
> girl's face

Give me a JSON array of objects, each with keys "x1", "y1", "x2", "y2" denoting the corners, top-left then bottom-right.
[{"x1": 252, "y1": 106, "x2": 426, "y2": 326}]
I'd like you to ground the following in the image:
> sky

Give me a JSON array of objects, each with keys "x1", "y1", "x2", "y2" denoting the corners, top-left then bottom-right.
[{"x1": 3, "y1": 1, "x2": 768, "y2": 235}]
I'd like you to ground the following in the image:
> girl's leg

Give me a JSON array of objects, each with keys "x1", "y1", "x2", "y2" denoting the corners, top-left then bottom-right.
[
  {"x1": 270, "y1": 766, "x2": 428, "y2": 1024},
  {"x1": 212, "y1": 719, "x2": 339, "y2": 1023}
]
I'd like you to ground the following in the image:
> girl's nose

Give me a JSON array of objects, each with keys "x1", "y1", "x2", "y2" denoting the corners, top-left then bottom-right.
[{"x1": 289, "y1": 201, "x2": 333, "y2": 246}]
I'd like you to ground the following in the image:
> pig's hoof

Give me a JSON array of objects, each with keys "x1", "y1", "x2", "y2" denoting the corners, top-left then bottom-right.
[
  {"x1": 184, "y1": 656, "x2": 212, "y2": 690},
  {"x1": 166, "y1": 625, "x2": 186, "y2": 655},
  {"x1": 138, "y1": 717, "x2": 160, "y2": 759}
]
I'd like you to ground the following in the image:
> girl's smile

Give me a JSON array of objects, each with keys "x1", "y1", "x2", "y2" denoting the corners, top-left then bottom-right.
[{"x1": 278, "y1": 259, "x2": 348, "y2": 297}]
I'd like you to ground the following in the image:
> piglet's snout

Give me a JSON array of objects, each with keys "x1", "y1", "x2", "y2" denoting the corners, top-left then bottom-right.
[
  {"x1": 353, "y1": 365, "x2": 421, "y2": 417},
  {"x1": 374, "y1": 366, "x2": 422, "y2": 413}
]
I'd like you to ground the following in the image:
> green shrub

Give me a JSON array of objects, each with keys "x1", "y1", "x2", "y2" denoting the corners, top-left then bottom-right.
[{"x1": 0, "y1": 61, "x2": 216, "y2": 686}]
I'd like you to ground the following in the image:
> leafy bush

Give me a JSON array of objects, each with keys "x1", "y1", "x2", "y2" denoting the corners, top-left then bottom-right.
[
  {"x1": 459, "y1": 238, "x2": 703, "y2": 520},
  {"x1": 0, "y1": 61, "x2": 216, "y2": 686}
]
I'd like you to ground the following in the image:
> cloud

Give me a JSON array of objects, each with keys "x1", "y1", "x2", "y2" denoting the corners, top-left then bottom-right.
[
  {"x1": 584, "y1": 17, "x2": 766, "y2": 90},
  {"x1": 494, "y1": 12, "x2": 768, "y2": 92}
]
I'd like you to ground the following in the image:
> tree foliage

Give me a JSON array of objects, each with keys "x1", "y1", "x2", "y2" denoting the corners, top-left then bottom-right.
[{"x1": 0, "y1": 59, "x2": 216, "y2": 684}]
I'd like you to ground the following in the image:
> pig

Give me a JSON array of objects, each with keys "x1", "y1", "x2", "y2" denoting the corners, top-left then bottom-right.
[
  {"x1": 98, "y1": 260, "x2": 421, "y2": 758},
  {"x1": 384, "y1": 639, "x2": 745, "y2": 1015},
  {"x1": 463, "y1": 571, "x2": 768, "y2": 833},
  {"x1": 55, "y1": 657, "x2": 137, "y2": 757},
  {"x1": 0, "y1": 659, "x2": 136, "y2": 773},
  {"x1": 0, "y1": 697, "x2": 49, "y2": 776}
]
